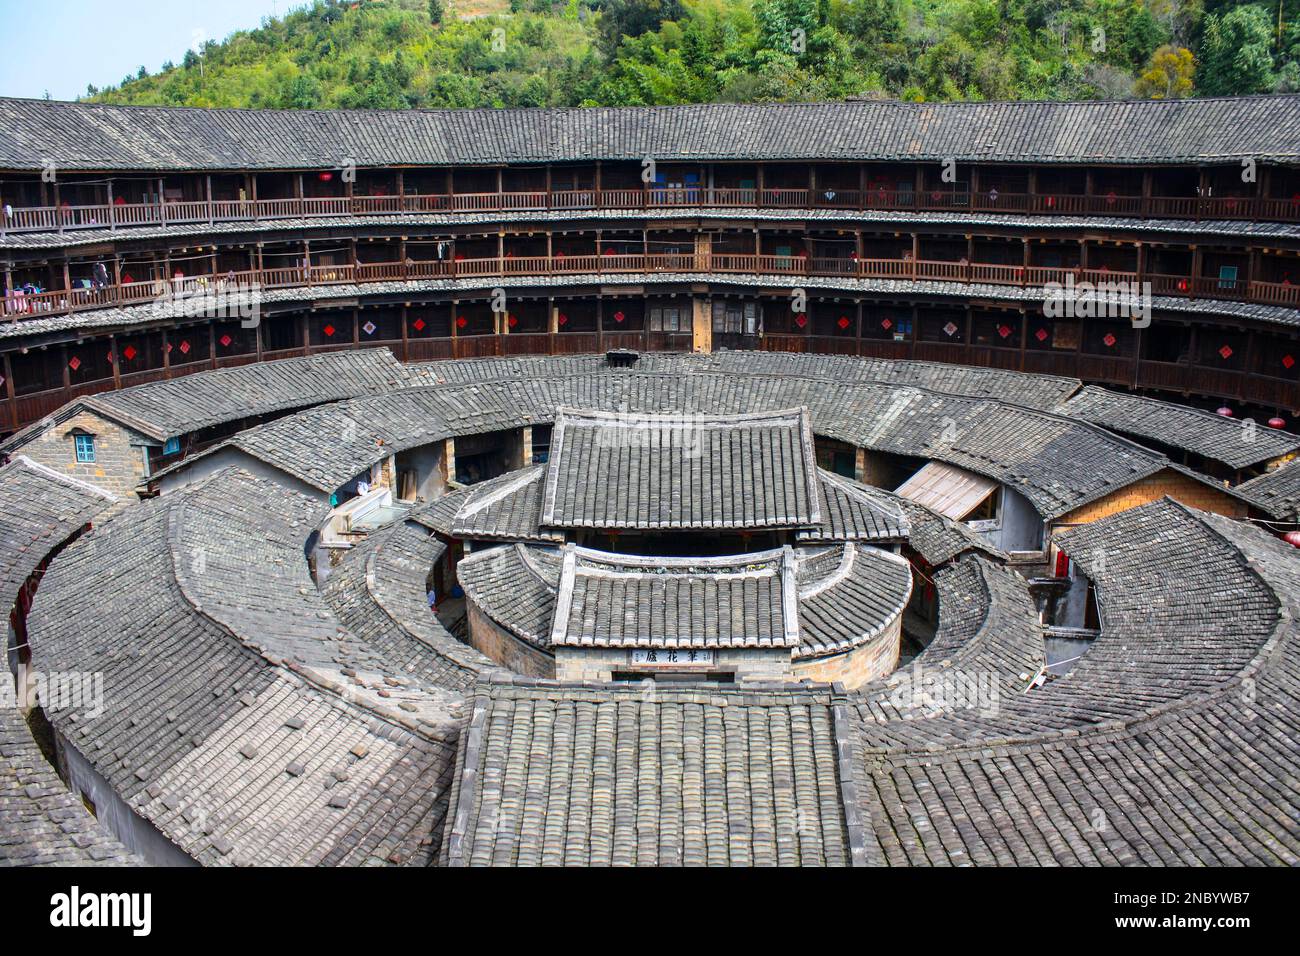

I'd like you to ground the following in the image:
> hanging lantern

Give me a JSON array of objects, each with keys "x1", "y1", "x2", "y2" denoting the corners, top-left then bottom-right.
[
  {"x1": 319, "y1": 171, "x2": 333, "y2": 182},
  {"x1": 1284, "y1": 531, "x2": 1300, "y2": 548},
  {"x1": 1268, "y1": 417, "x2": 1288, "y2": 429},
  {"x1": 1216, "y1": 406, "x2": 1234, "y2": 417}
]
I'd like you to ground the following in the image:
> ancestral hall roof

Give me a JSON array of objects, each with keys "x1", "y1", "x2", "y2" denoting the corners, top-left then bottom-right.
[
  {"x1": 459, "y1": 540, "x2": 912, "y2": 661},
  {"x1": 548, "y1": 545, "x2": 801, "y2": 650},
  {"x1": 2, "y1": 95, "x2": 1298, "y2": 171},
  {"x1": 540, "y1": 406, "x2": 821, "y2": 530}
]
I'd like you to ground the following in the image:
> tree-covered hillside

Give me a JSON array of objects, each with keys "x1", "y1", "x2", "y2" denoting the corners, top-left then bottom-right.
[{"x1": 85, "y1": 0, "x2": 1300, "y2": 109}]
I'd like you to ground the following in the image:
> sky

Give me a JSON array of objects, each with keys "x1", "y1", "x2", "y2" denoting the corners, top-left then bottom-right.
[{"x1": 0, "y1": 0, "x2": 285, "y2": 101}]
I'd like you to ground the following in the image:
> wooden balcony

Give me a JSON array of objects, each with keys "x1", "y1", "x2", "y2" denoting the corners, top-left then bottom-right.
[
  {"x1": 4, "y1": 186, "x2": 1298, "y2": 237},
  {"x1": 6, "y1": 254, "x2": 1292, "y2": 326}
]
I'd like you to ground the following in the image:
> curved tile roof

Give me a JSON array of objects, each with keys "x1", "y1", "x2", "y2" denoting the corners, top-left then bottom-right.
[
  {"x1": 549, "y1": 545, "x2": 800, "y2": 650},
  {"x1": 0, "y1": 348, "x2": 415, "y2": 452},
  {"x1": 3, "y1": 95, "x2": 1299, "y2": 171},
  {"x1": 318, "y1": 521, "x2": 497, "y2": 692},
  {"x1": 25, "y1": 468, "x2": 464, "y2": 865},
  {"x1": 0, "y1": 457, "x2": 133, "y2": 867},
  {"x1": 1235, "y1": 459, "x2": 1300, "y2": 520},
  {"x1": 186, "y1": 369, "x2": 1183, "y2": 520},
  {"x1": 456, "y1": 543, "x2": 562, "y2": 650},
  {"x1": 796, "y1": 545, "x2": 913, "y2": 658},
  {"x1": 1058, "y1": 385, "x2": 1300, "y2": 470}
]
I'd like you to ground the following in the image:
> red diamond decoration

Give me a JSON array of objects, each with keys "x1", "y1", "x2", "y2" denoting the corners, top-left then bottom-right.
[
  {"x1": 68, "y1": 356, "x2": 81, "y2": 371},
  {"x1": 1284, "y1": 354, "x2": 1295, "y2": 369},
  {"x1": 613, "y1": 311, "x2": 625, "y2": 323},
  {"x1": 179, "y1": 340, "x2": 191, "y2": 355},
  {"x1": 837, "y1": 316, "x2": 850, "y2": 330},
  {"x1": 106, "y1": 351, "x2": 114, "y2": 364},
  {"x1": 412, "y1": 318, "x2": 426, "y2": 332},
  {"x1": 881, "y1": 318, "x2": 893, "y2": 330},
  {"x1": 943, "y1": 321, "x2": 958, "y2": 337},
  {"x1": 1219, "y1": 344, "x2": 1233, "y2": 360},
  {"x1": 362, "y1": 321, "x2": 377, "y2": 336},
  {"x1": 794, "y1": 313, "x2": 807, "y2": 328},
  {"x1": 997, "y1": 324, "x2": 1012, "y2": 339},
  {"x1": 123, "y1": 345, "x2": 137, "y2": 361},
  {"x1": 557, "y1": 313, "x2": 567, "y2": 326},
  {"x1": 1102, "y1": 333, "x2": 1117, "y2": 347},
  {"x1": 163, "y1": 343, "x2": 172, "y2": 355},
  {"x1": 507, "y1": 314, "x2": 518, "y2": 328},
  {"x1": 220, "y1": 334, "x2": 232, "y2": 347},
  {"x1": 322, "y1": 324, "x2": 335, "y2": 338},
  {"x1": 456, "y1": 316, "x2": 468, "y2": 329},
  {"x1": 1035, "y1": 328, "x2": 1049, "y2": 342}
]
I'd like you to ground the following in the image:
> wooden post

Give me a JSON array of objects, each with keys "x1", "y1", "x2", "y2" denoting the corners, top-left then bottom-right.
[{"x1": 3, "y1": 352, "x2": 16, "y2": 431}]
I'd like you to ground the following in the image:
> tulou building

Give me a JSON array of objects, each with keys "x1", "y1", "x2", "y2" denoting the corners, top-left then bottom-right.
[{"x1": 0, "y1": 95, "x2": 1298, "y2": 868}]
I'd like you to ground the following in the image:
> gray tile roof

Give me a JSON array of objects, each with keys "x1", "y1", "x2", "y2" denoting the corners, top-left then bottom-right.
[
  {"x1": 318, "y1": 520, "x2": 497, "y2": 692},
  {"x1": 550, "y1": 545, "x2": 800, "y2": 650},
  {"x1": 0, "y1": 457, "x2": 134, "y2": 867},
  {"x1": 540, "y1": 406, "x2": 821, "y2": 530},
  {"x1": 465, "y1": 539, "x2": 912, "y2": 661},
  {"x1": 440, "y1": 465, "x2": 564, "y2": 544},
  {"x1": 1, "y1": 706, "x2": 138, "y2": 866},
  {"x1": 173, "y1": 366, "x2": 1168, "y2": 521},
  {"x1": 796, "y1": 545, "x2": 914, "y2": 658},
  {"x1": 841, "y1": 502, "x2": 1300, "y2": 865},
  {"x1": 0, "y1": 456, "x2": 115, "y2": 607},
  {"x1": 456, "y1": 543, "x2": 562, "y2": 650},
  {"x1": 441, "y1": 676, "x2": 864, "y2": 866},
  {"x1": 1059, "y1": 384, "x2": 1300, "y2": 470},
  {"x1": 1234, "y1": 459, "x2": 1300, "y2": 520},
  {"x1": 3, "y1": 95, "x2": 1299, "y2": 171},
  {"x1": 800, "y1": 469, "x2": 910, "y2": 543},
  {"x1": 25, "y1": 467, "x2": 465, "y2": 865},
  {"x1": 0, "y1": 348, "x2": 415, "y2": 451}
]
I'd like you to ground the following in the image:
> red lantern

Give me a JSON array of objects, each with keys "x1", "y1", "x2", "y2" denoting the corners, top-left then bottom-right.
[
  {"x1": 1284, "y1": 531, "x2": 1300, "y2": 548},
  {"x1": 1268, "y1": 417, "x2": 1287, "y2": 429},
  {"x1": 1216, "y1": 406, "x2": 1234, "y2": 417},
  {"x1": 319, "y1": 171, "x2": 333, "y2": 182}
]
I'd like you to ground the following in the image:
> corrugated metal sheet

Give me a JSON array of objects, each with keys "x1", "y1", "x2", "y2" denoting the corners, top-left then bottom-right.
[{"x1": 895, "y1": 461, "x2": 998, "y2": 519}]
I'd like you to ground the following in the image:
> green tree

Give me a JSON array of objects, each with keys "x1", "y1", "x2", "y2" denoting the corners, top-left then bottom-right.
[{"x1": 1198, "y1": 4, "x2": 1274, "y2": 95}]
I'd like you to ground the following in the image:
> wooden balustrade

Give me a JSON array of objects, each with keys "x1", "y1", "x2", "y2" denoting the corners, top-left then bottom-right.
[
  {"x1": 5, "y1": 185, "x2": 1299, "y2": 237},
  {"x1": 4, "y1": 252, "x2": 1297, "y2": 323}
]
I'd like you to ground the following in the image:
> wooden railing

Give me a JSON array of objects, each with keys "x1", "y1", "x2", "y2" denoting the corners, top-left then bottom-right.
[
  {"x1": 7, "y1": 254, "x2": 1299, "y2": 322},
  {"x1": 5, "y1": 187, "x2": 1298, "y2": 236}
]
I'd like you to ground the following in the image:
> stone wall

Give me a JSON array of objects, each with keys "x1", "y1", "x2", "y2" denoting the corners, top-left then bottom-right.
[
  {"x1": 465, "y1": 599, "x2": 554, "y2": 678},
  {"x1": 792, "y1": 616, "x2": 902, "y2": 690},
  {"x1": 554, "y1": 645, "x2": 794, "y2": 683},
  {"x1": 18, "y1": 411, "x2": 148, "y2": 498}
]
